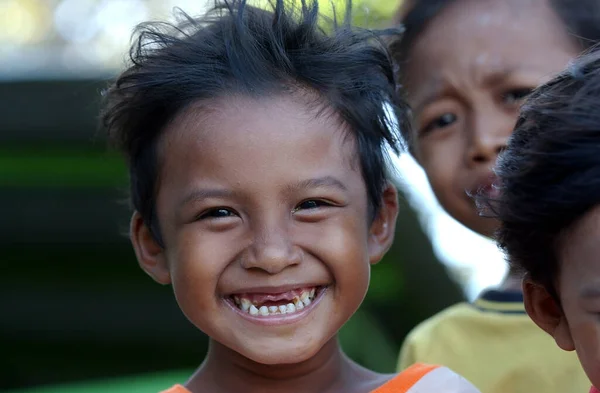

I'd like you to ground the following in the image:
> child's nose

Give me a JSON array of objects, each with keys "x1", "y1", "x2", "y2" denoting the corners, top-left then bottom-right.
[
  {"x1": 241, "y1": 225, "x2": 303, "y2": 274},
  {"x1": 466, "y1": 110, "x2": 511, "y2": 166}
]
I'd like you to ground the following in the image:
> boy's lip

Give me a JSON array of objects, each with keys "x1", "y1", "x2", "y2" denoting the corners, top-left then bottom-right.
[
  {"x1": 227, "y1": 283, "x2": 323, "y2": 295},
  {"x1": 222, "y1": 286, "x2": 329, "y2": 326},
  {"x1": 467, "y1": 172, "x2": 500, "y2": 200}
]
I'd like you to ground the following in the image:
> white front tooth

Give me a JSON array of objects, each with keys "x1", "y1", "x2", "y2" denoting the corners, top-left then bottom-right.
[
  {"x1": 268, "y1": 306, "x2": 278, "y2": 313},
  {"x1": 296, "y1": 300, "x2": 304, "y2": 310},
  {"x1": 300, "y1": 291, "x2": 309, "y2": 301},
  {"x1": 241, "y1": 298, "x2": 251, "y2": 312},
  {"x1": 302, "y1": 297, "x2": 311, "y2": 306},
  {"x1": 286, "y1": 303, "x2": 296, "y2": 313},
  {"x1": 249, "y1": 305, "x2": 259, "y2": 315},
  {"x1": 278, "y1": 305, "x2": 287, "y2": 314},
  {"x1": 309, "y1": 288, "x2": 316, "y2": 298},
  {"x1": 259, "y1": 306, "x2": 269, "y2": 316}
]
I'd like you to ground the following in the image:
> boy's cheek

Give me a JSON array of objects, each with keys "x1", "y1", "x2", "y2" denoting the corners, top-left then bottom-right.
[
  {"x1": 569, "y1": 317, "x2": 600, "y2": 387},
  {"x1": 417, "y1": 145, "x2": 458, "y2": 192}
]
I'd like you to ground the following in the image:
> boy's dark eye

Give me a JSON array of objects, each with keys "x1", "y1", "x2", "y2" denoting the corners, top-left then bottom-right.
[
  {"x1": 294, "y1": 200, "x2": 330, "y2": 211},
  {"x1": 421, "y1": 112, "x2": 457, "y2": 135},
  {"x1": 199, "y1": 207, "x2": 236, "y2": 219},
  {"x1": 502, "y1": 88, "x2": 533, "y2": 106}
]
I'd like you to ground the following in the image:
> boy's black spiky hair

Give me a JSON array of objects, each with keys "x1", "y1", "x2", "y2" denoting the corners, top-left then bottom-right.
[{"x1": 101, "y1": 0, "x2": 407, "y2": 245}]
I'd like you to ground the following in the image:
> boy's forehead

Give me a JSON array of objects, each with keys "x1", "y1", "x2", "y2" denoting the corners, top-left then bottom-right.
[
  {"x1": 404, "y1": 0, "x2": 572, "y2": 81},
  {"x1": 559, "y1": 205, "x2": 600, "y2": 262},
  {"x1": 158, "y1": 94, "x2": 362, "y2": 176}
]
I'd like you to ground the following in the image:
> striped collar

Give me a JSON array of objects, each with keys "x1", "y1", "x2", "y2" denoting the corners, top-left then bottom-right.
[{"x1": 472, "y1": 289, "x2": 526, "y2": 314}]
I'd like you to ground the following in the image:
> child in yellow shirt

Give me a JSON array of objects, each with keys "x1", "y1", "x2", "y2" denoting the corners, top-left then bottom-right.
[{"x1": 388, "y1": 0, "x2": 600, "y2": 391}]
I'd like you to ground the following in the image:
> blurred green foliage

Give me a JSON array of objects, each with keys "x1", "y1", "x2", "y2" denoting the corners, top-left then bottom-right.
[
  {"x1": 319, "y1": 0, "x2": 399, "y2": 27},
  {"x1": 0, "y1": 148, "x2": 126, "y2": 188}
]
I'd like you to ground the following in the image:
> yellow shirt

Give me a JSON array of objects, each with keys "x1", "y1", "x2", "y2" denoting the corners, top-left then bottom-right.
[{"x1": 398, "y1": 290, "x2": 589, "y2": 393}]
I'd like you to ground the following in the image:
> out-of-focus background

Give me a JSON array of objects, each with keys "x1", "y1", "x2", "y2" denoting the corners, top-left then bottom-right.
[{"x1": 1, "y1": 0, "x2": 505, "y2": 391}]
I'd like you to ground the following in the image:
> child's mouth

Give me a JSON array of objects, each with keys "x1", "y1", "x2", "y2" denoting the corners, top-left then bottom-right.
[{"x1": 227, "y1": 286, "x2": 322, "y2": 317}]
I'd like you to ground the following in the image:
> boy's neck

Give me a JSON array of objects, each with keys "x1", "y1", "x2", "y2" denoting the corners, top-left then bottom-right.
[{"x1": 186, "y1": 338, "x2": 390, "y2": 393}]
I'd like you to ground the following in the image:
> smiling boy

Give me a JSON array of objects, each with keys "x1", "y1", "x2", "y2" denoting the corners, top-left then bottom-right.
[{"x1": 100, "y1": 0, "x2": 479, "y2": 392}]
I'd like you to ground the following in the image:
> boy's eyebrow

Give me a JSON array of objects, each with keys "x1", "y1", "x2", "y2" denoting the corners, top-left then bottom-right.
[
  {"x1": 179, "y1": 188, "x2": 237, "y2": 206},
  {"x1": 412, "y1": 80, "x2": 464, "y2": 113},
  {"x1": 580, "y1": 286, "x2": 600, "y2": 298},
  {"x1": 413, "y1": 67, "x2": 524, "y2": 112},
  {"x1": 412, "y1": 80, "x2": 444, "y2": 112},
  {"x1": 285, "y1": 176, "x2": 348, "y2": 194},
  {"x1": 478, "y1": 67, "x2": 522, "y2": 87},
  {"x1": 177, "y1": 176, "x2": 347, "y2": 206}
]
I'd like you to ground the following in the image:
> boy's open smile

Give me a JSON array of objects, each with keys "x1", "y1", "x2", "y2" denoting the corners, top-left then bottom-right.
[{"x1": 224, "y1": 285, "x2": 329, "y2": 325}]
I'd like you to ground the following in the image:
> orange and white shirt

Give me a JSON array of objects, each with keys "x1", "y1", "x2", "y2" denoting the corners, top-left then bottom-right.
[{"x1": 160, "y1": 363, "x2": 480, "y2": 393}]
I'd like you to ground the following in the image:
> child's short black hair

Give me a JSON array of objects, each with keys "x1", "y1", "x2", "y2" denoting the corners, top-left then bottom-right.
[
  {"x1": 493, "y1": 49, "x2": 600, "y2": 294},
  {"x1": 389, "y1": 0, "x2": 600, "y2": 144},
  {"x1": 101, "y1": 0, "x2": 407, "y2": 245}
]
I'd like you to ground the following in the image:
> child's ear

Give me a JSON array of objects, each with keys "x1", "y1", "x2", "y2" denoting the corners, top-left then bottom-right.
[
  {"x1": 368, "y1": 182, "x2": 399, "y2": 265},
  {"x1": 523, "y1": 277, "x2": 574, "y2": 351},
  {"x1": 130, "y1": 211, "x2": 171, "y2": 285}
]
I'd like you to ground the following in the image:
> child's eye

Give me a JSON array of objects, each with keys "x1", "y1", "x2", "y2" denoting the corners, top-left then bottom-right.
[
  {"x1": 294, "y1": 199, "x2": 331, "y2": 212},
  {"x1": 198, "y1": 207, "x2": 237, "y2": 220},
  {"x1": 502, "y1": 88, "x2": 533, "y2": 106},
  {"x1": 421, "y1": 112, "x2": 457, "y2": 135}
]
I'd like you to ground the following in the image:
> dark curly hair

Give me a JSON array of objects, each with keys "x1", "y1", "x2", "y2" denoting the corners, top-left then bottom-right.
[
  {"x1": 101, "y1": 0, "x2": 408, "y2": 246},
  {"x1": 493, "y1": 48, "x2": 600, "y2": 295},
  {"x1": 389, "y1": 0, "x2": 600, "y2": 146}
]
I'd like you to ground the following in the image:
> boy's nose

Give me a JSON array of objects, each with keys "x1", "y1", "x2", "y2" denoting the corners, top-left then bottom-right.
[
  {"x1": 466, "y1": 111, "x2": 511, "y2": 166},
  {"x1": 241, "y1": 225, "x2": 302, "y2": 274}
]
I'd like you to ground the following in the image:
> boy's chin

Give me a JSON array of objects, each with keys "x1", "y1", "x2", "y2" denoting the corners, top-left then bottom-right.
[
  {"x1": 471, "y1": 221, "x2": 498, "y2": 239},
  {"x1": 440, "y1": 198, "x2": 499, "y2": 238},
  {"x1": 231, "y1": 336, "x2": 328, "y2": 366},
  {"x1": 457, "y1": 211, "x2": 499, "y2": 238}
]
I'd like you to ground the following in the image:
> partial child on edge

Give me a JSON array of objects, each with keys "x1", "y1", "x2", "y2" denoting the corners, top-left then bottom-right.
[{"x1": 493, "y1": 49, "x2": 600, "y2": 393}]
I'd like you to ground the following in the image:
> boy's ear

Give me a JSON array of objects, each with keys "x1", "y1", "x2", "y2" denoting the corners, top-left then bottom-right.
[
  {"x1": 130, "y1": 211, "x2": 171, "y2": 285},
  {"x1": 368, "y1": 182, "x2": 399, "y2": 265},
  {"x1": 523, "y1": 277, "x2": 574, "y2": 351}
]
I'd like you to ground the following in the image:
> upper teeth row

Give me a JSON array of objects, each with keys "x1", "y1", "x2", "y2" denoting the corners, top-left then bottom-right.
[{"x1": 234, "y1": 289, "x2": 316, "y2": 317}]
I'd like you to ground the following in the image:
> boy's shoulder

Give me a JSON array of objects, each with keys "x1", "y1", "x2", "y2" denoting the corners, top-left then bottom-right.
[
  {"x1": 375, "y1": 364, "x2": 479, "y2": 393},
  {"x1": 398, "y1": 299, "x2": 529, "y2": 370},
  {"x1": 404, "y1": 302, "x2": 479, "y2": 341},
  {"x1": 405, "y1": 295, "x2": 529, "y2": 345}
]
